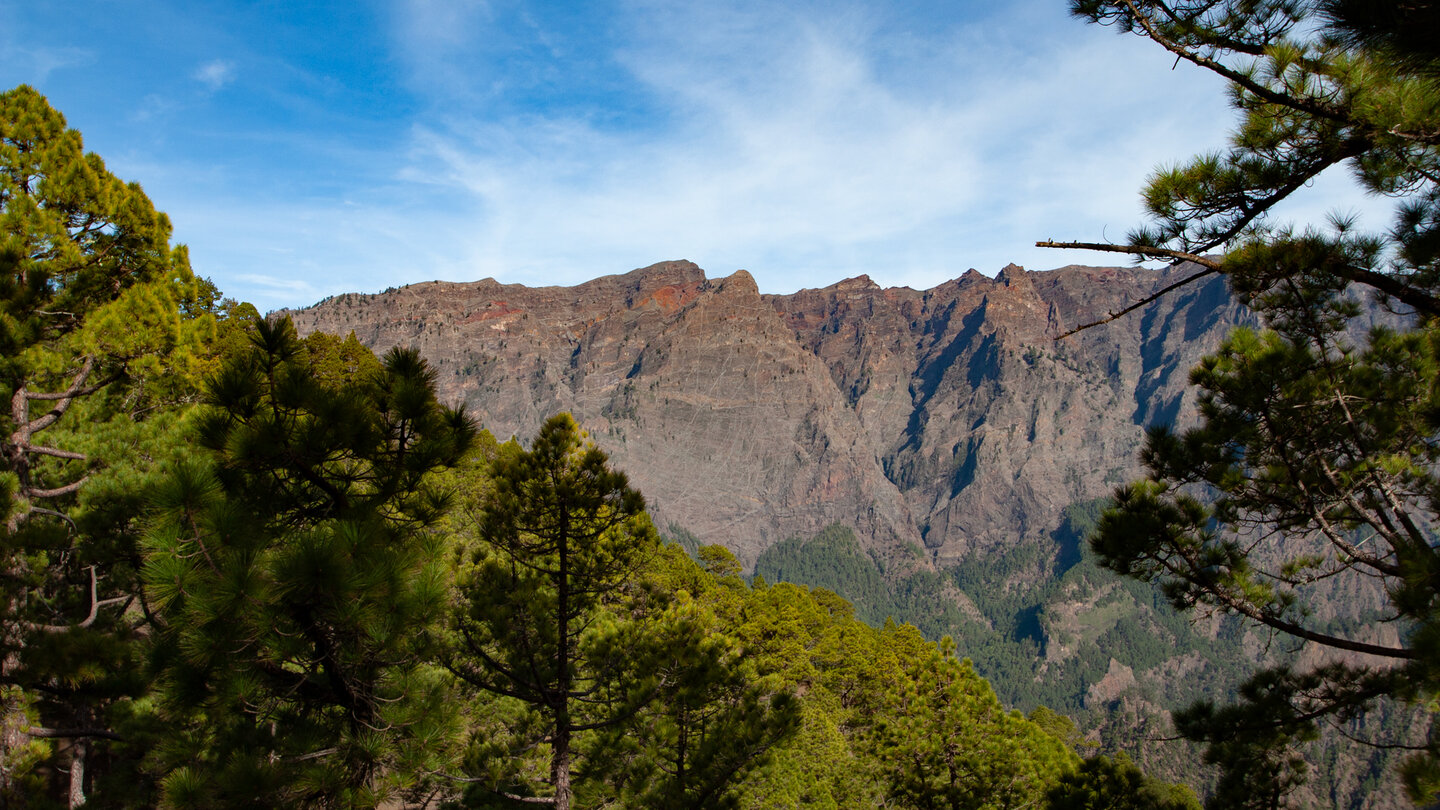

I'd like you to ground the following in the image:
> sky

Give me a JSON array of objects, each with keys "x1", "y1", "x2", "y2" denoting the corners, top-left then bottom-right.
[{"x1": 2, "y1": 0, "x2": 1390, "y2": 312}]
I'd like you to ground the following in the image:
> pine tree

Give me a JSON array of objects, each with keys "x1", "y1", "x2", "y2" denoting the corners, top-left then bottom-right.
[
  {"x1": 0, "y1": 83, "x2": 238, "y2": 807},
  {"x1": 585, "y1": 590, "x2": 799, "y2": 810},
  {"x1": 143, "y1": 318, "x2": 475, "y2": 808},
  {"x1": 1045, "y1": 1, "x2": 1440, "y2": 802},
  {"x1": 446, "y1": 413, "x2": 657, "y2": 810},
  {"x1": 1047, "y1": 753, "x2": 1200, "y2": 810},
  {"x1": 869, "y1": 639, "x2": 1077, "y2": 810}
]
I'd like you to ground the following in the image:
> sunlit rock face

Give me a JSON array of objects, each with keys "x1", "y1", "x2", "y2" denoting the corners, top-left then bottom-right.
[{"x1": 283, "y1": 258, "x2": 1250, "y2": 570}]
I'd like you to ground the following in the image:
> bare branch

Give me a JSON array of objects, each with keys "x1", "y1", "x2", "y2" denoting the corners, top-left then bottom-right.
[
  {"x1": 24, "y1": 477, "x2": 89, "y2": 500},
  {"x1": 427, "y1": 774, "x2": 557, "y2": 805},
  {"x1": 1036, "y1": 240, "x2": 1223, "y2": 270},
  {"x1": 26, "y1": 507, "x2": 77, "y2": 530},
  {"x1": 23, "y1": 381, "x2": 111, "y2": 402},
  {"x1": 25, "y1": 567, "x2": 132, "y2": 632},
  {"x1": 283, "y1": 747, "x2": 339, "y2": 764},
  {"x1": 26, "y1": 727, "x2": 124, "y2": 742},
  {"x1": 1337, "y1": 266, "x2": 1440, "y2": 318},
  {"x1": 1039, "y1": 238, "x2": 1440, "y2": 330},
  {"x1": 26, "y1": 445, "x2": 87, "y2": 461},
  {"x1": 1036, "y1": 242, "x2": 1222, "y2": 339}
]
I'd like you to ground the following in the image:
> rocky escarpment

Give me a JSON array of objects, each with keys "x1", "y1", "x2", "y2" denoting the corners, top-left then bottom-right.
[
  {"x1": 768, "y1": 261, "x2": 1250, "y2": 566},
  {"x1": 282, "y1": 259, "x2": 1251, "y2": 570}
]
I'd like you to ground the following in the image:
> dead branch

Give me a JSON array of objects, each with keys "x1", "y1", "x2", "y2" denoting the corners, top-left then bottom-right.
[
  {"x1": 26, "y1": 727, "x2": 124, "y2": 742},
  {"x1": 1036, "y1": 241, "x2": 1220, "y2": 339},
  {"x1": 25, "y1": 567, "x2": 132, "y2": 633},
  {"x1": 1036, "y1": 240, "x2": 1222, "y2": 270}
]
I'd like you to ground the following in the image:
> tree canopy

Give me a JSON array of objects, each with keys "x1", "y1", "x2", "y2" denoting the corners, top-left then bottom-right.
[
  {"x1": 0, "y1": 83, "x2": 242, "y2": 807},
  {"x1": 1052, "y1": 0, "x2": 1440, "y2": 804},
  {"x1": 143, "y1": 319, "x2": 475, "y2": 808}
]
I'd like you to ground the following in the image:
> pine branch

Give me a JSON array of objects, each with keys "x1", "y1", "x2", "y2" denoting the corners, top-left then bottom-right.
[
  {"x1": 1161, "y1": 551, "x2": 1416, "y2": 659},
  {"x1": 25, "y1": 567, "x2": 131, "y2": 632},
  {"x1": 1035, "y1": 242, "x2": 1220, "y2": 338},
  {"x1": 281, "y1": 748, "x2": 339, "y2": 764},
  {"x1": 26, "y1": 445, "x2": 87, "y2": 461},
  {"x1": 1118, "y1": 0, "x2": 1349, "y2": 128},
  {"x1": 1035, "y1": 240, "x2": 1223, "y2": 268},
  {"x1": 24, "y1": 477, "x2": 89, "y2": 500},
  {"x1": 1038, "y1": 238, "x2": 1440, "y2": 332}
]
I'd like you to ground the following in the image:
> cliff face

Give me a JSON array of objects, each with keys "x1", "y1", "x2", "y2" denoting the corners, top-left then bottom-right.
[{"x1": 282, "y1": 259, "x2": 1251, "y2": 568}]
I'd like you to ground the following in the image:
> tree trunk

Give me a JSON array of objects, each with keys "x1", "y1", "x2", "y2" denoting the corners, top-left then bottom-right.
[
  {"x1": 552, "y1": 724, "x2": 571, "y2": 810},
  {"x1": 553, "y1": 512, "x2": 572, "y2": 810},
  {"x1": 1, "y1": 689, "x2": 28, "y2": 801},
  {"x1": 68, "y1": 737, "x2": 86, "y2": 808}
]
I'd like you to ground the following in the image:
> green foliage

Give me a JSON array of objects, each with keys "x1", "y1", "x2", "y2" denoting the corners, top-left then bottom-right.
[
  {"x1": 0, "y1": 83, "x2": 247, "y2": 806},
  {"x1": 448, "y1": 414, "x2": 656, "y2": 808},
  {"x1": 1073, "y1": 1, "x2": 1440, "y2": 802},
  {"x1": 697, "y1": 543, "x2": 743, "y2": 579},
  {"x1": 586, "y1": 593, "x2": 800, "y2": 810},
  {"x1": 869, "y1": 644, "x2": 1078, "y2": 809},
  {"x1": 754, "y1": 524, "x2": 964, "y2": 638},
  {"x1": 142, "y1": 317, "x2": 475, "y2": 808},
  {"x1": 446, "y1": 421, "x2": 806, "y2": 810},
  {"x1": 301, "y1": 330, "x2": 384, "y2": 390},
  {"x1": 1047, "y1": 753, "x2": 1201, "y2": 810},
  {"x1": 0, "y1": 83, "x2": 225, "y2": 520},
  {"x1": 665, "y1": 523, "x2": 703, "y2": 556}
]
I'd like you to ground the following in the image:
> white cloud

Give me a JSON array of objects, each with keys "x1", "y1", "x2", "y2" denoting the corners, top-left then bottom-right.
[
  {"x1": 386, "y1": 0, "x2": 1253, "y2": 293},
  {"x1": 193, "y1": 59, "x2": 235, "y2": 91},
  {"x1": 108, "y1": 0, "x2": 1399, "y2": 310},
  {"x1": 389, "y1": 0, "x2": 494, "y2": 100}
]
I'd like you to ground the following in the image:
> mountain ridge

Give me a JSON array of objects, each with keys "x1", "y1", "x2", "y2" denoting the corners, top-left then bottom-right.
[{"x1": 281, "y1": 259, "x2": 1251, "y2": 571}]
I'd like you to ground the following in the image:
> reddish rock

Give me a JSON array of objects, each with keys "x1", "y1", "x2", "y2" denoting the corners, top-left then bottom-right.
[{"x1": 281, "y1": 259, "x2": 1251, "y2": 570}]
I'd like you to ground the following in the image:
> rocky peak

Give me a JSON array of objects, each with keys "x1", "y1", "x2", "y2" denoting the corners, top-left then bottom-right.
[
  {"x1": 708, "y1": 268, "x2": 760, "y2": 298},
  {"x1": 284, "y1": 260, "x2": 1247, "y2": 570},
  {"x1": 833, "y1": 274, "x2": 882, "y2": 292},
  {"x1": 995, "y1": 262, "x2": 1026, "y2": 281}
]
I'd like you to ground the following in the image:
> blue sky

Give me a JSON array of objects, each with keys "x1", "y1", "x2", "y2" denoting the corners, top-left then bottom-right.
[{"x1": 3, "y1": 1, "x2": 1382, "y2": 311}]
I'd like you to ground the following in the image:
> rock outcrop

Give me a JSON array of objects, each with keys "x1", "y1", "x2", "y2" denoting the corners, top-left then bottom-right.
[{"x1": 281, "y1": 259, "x2": 1251, "y2": 569}]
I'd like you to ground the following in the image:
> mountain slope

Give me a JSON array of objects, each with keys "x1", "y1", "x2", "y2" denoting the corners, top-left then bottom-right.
[{"x1": 283, "y1": 259, "x2": 1247, "y2": 571}]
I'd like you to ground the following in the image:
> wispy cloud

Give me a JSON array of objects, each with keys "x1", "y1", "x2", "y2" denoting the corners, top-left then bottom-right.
[
  {"x1": 388, "y1": 0, "x2": 1245, "y2": 292},
  {"x1": 13, "y1": 0, "x2": 1392, "y2": 310},
  {"x1": 130, "y1": 93, "x2": 181, "y2": 123},
  {"x1": 235, "y1": 273, "x2": 319, "y2": 295},
  {"x1": 193, "y1": 59, "x2": 235, "y2": 91},
  {"x1": 0, "y1": 43, "x2": 94, "y2": 83},
  {"x1": 389, "y1": 0, "x2": 495, "y2": 100}
]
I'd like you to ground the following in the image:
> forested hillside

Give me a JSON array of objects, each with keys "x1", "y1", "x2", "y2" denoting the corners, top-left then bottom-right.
[{"x1": 0, "y1": 84, "x2": 1206, "y2": 809}]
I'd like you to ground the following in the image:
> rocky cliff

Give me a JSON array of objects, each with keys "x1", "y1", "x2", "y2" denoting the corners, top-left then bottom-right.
[{"x1": 281, "y1": 259, "x2": 1251, "y2": 571}]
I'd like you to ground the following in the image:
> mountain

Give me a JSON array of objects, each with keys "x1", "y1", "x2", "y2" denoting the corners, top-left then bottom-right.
[
  {"x1": 282, "y1": 259, "x2": 1247, "y2": 570},
  {"x1": 282, "y1": 260, "x2": 1415, "y2": 808}
]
